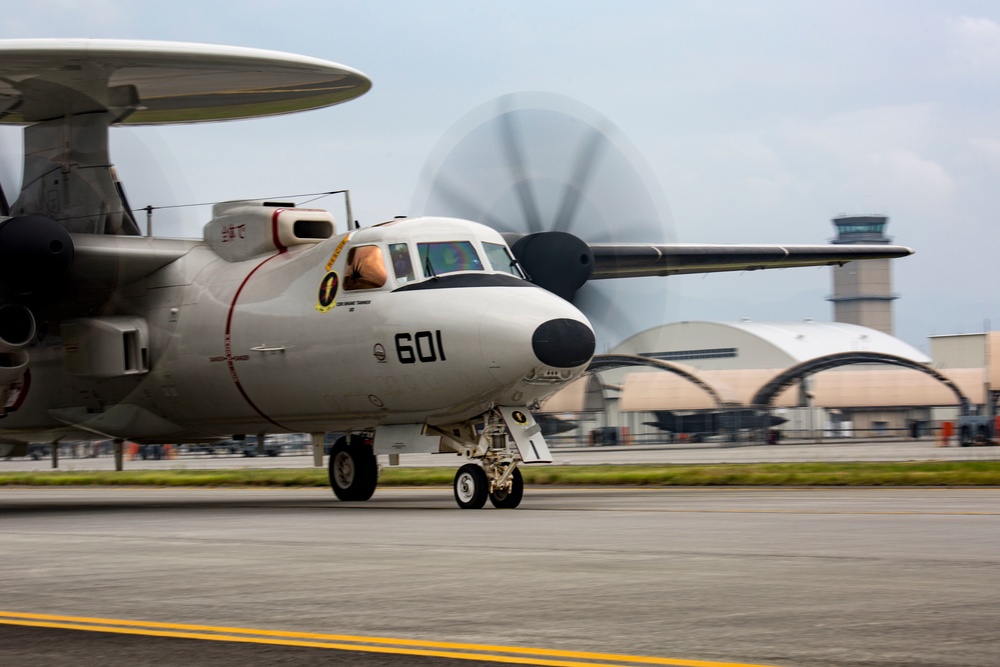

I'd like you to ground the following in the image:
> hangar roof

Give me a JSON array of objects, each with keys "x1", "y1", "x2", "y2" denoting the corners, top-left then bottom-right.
[
  {"x1": 719, "y1": 320, "x2": 929, "y2": 363},
  {"x1": 613, "y1": 320, "x2": 930, "y2": 368}
]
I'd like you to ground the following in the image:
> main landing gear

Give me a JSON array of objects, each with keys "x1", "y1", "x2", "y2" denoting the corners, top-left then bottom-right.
[{"x1": 328, "y1": 434, "x2": 378, "y2": 501}]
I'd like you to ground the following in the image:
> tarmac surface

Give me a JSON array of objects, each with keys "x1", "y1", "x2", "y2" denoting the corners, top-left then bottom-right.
[{"x1": 2, "y1": 484, "x2": 999, "y2": 666}]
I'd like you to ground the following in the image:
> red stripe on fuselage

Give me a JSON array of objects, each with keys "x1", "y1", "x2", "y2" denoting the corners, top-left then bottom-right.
[
  {"x1": 271, "y1": 209, "x2": 287, "y2": 253},
  {"x1": 225, "y1": 250, "x2": 290, "y2": 431}
]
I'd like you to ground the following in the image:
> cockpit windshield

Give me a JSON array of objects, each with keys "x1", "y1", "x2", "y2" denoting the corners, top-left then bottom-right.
[
  {"x1": 418, "y1": 241, "x2": 484, "y2": 277},
  {"x1": 483, "y1": 242, "x2": 525, "y2": 278},
  {"x1": 389, "y1": 243, "x2": 415, "y2": 284}
]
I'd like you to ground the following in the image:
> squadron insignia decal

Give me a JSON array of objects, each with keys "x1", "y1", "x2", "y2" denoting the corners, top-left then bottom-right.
[
  {"x1": 316, "y1": 271, "x2": 340, "y2": 313},
  {"x1": 316, "y1": 233, "x2": 352, "y2": 313}
]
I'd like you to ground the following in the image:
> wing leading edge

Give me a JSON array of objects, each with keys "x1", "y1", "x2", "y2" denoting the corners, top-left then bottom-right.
[{"x1": 588, "y1": 243, "x2": 914, "y2": 279}]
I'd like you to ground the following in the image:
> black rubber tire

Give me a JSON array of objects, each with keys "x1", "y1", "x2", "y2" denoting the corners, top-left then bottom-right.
[
  {"x1": 489, "y1": 467, "x2": 524, "y2": 509},
  {"x1": 328, "y1": 436, "x2": 378, "y2": 501},
  {"x1": 453, "y1": 463, "x2": 489, "y2": 509}
]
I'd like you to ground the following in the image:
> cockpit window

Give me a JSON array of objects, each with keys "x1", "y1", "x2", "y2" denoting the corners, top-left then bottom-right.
[
  {"x1": 483, "y1": 242, "x2": 525, "y2": 278},
  {"x1": 389, "y1": 243, "x2": 415, "y2": 284},
  {"x1": 344, "y1": 245, "x2": 387, "y2": 290},
  {"x1": 417, "y1": 241, "x2": 484, "y2": 277}
]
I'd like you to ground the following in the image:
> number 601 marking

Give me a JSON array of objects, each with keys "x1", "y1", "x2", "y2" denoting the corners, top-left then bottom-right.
[{"x1": 395, "y1": 330, "x2": 446, "y2": 364}]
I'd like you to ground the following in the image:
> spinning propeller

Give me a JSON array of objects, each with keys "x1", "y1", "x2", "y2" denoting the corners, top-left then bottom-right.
[{"x1": 413, "y1": 93, "x2": 678, "y2": 348}]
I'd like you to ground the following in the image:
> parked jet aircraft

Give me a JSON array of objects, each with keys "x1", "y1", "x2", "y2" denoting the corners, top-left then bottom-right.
[
  {"x1": 644, "y1": 409, "x2": 787, "y2": 442},
  {"x1": 536, "y1": 414, "x2": 578, "y2": 437},
  {"x1": 0, "y1": 40, "x2": 913, "y2": 508}
]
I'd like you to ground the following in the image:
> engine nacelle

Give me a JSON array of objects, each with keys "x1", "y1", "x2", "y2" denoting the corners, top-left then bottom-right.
[
  {"x1": 0, "y1": 215, "x2": 75, "y2": 295},
  {"x1": 0, "y1": 303, "x2": 36, "y2": 351},
  {"x1": 0, "y1": 303, "x2": 34, "y2": 409},
  {"x1": 0, "y1": 349, "x2": 28, "y2": 386},
  {"x1": 509, "y1": 231, "x2": 594, "y2": 301}
]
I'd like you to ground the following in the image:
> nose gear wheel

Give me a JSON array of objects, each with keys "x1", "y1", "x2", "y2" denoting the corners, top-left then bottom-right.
[
  {"x1": 453, "y1": 463, "x2": 489, "y2": 509},
  {"x1": 488, "y1": 466, "x2": 524, "y2": 509},
  {"x1": 435, "y1": 407, "x2": 538, "y2": 509}
]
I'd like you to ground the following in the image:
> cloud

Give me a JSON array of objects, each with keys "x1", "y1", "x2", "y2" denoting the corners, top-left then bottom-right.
[
  {"x1": 1, "y1": 1, "x2": 136, "y2": 37},
  {"x1": 950, "y1": 15, "x2": 1000, "y2": 70},
  {"x1": 857, "y1": 148, "x2": 955, "y2": 206},
  {"x1": 773, "y1": 105, "x2": 958, "y2": 214}
]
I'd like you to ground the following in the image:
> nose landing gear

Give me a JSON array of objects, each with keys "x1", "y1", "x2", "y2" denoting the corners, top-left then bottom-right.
[
  {"x1": 453, "y1": 463, "x2": 489, "y2": 509},
  {"x1": 488, "y1": 466, "x2": 524, "y2": 509},
  {"x1": 452, "y1": 460, "x2": 525, "y2": 509},
  {"x1": 441, "y1": 407, "x2": 537, "y2": 509},
  {"x1": 418, "y1": 406, "x2": 552, "y2": 509}
]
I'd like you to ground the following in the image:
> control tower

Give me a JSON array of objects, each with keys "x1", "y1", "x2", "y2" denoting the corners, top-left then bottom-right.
[{"x1": 827, "y1": 215, "x2": 897, "y2": 335}]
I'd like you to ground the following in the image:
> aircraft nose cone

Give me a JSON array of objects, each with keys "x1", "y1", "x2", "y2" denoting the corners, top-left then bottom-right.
[{"x1": 532, "y1": 318, "x2": 596, "y2": 368}]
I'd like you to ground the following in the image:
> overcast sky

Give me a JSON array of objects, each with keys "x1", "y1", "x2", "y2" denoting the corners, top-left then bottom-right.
[{"x1": 1, "y1": 1, "x2": 998, "y2": 351}]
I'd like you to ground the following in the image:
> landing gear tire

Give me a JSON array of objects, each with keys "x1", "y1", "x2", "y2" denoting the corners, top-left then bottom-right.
[
  {"x1": 489, "y1": 467, "x2": 524, "y2": 509},
  {"x1": 329, "y1": 437, "x2": 377, "y2": 501},
  {"x1": 453, "y1": 463, "x2": 489, "y2": 509}
]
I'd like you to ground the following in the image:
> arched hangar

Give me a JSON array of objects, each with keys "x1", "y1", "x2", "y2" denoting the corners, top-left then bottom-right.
[
  {"x1": 611, "y1": 320, "x2": 930, "y2": 371},
  {"x1": 542, "y1": 321, "x2": 974, "y2": 440}
]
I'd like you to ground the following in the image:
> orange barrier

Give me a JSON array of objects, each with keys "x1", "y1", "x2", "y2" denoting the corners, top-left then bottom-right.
[{"x1": 939, "y1": 421, "x2": 953, "y2": 447}]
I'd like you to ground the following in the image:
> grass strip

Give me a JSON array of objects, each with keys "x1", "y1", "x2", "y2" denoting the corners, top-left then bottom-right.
[{"x1": 2, "y1": 461, "x2": 1000, "y2": 488}]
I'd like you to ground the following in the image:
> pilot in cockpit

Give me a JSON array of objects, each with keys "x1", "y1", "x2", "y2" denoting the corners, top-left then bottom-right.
[{"x1": 344, "y1": 245, "x2": 387, "y2": 290}]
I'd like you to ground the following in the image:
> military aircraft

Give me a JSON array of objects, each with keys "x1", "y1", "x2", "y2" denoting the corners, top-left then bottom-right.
[
  {"x1": 643, "y1": 409, "x2": 787, "y2": 442},
  {"x1": 536, "y1": 414, "x2": 578, "y2": 437},
  {"x1": 0, "y1": 39, "x2": 913, "y2": 508}
]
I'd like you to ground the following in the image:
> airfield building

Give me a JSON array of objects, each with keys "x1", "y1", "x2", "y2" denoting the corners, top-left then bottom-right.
[
  {"x1": 541, "y1": 321, "x2": 987, "y2": 444},
  {"x1": 827, "y1": 215, "x2": 897, "y2": 336},
  {"x1": 540, "y1": 214, "x2": 995, "y2": 445}
]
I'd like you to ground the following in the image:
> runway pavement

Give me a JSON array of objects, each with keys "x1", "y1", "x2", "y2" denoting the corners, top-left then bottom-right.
[{"x1": 1, "y1": 485, "x2": 999, "y2": 666}]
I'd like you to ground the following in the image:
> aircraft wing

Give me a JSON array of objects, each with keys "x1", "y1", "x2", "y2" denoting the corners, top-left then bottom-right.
[{"x1": 588, "y1": 243, "x2": 914, "y2": 279}]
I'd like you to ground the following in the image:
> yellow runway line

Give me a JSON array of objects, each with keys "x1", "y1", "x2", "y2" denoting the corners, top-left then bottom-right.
[{"x1": 0, "y1": 610, "x2": 785, "y2": 667}]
